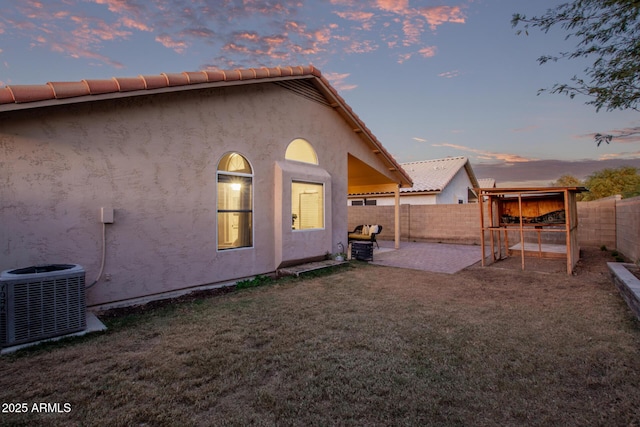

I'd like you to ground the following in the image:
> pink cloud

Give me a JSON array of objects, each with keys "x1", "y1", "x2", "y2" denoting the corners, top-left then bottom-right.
[
  {"x1": 335, "y1": 10, "x2": 374, "y2": 22},
  {"x1": 325, "y1": 1, "x2": 466, "y2": 65},
  {"x1": 432, "y1": 143, "x2": 536, "y2": 163},
  {"x1": 599, "y1": 151, "x2": 640, "y2": 160},
  {"x1": 376, "y1": 0, "x2": 409, "y2": 14},
  {"x1": 5, "y1": 0, "x2": 470, "y2": 77},
  {"x1": 418, "y1": 6, "x2": 466, "y2": 31},
  {"x1": 313, "y1": 28, "x2": 332, "y2": 45},
  {"x1": 180, "y1": 28, "x2": 216, "y2": 39},
  {"x1": 402, "y1": 18, "x2": 423, "y2": 46},
  {"x1": 156, "y1": 34, "x2": 188, "y2": 53},
  {"x1": 329, "y1": 0, "x2": 358, "y2": 5},
  {"x1": 4, "y1": 1, "x2": 138, "y2": 68},
  {"x1": 237, "y1": 32, "x2": 260, "y2": 42},
  {"x1": 419, "y1": 46, "x2": 437, "y2": 58},
  {"x1": 397, "y1": 53, "x2": 412, "y2": 64},
  {"x1": 324, "y1": 72, "x2": 357, "y2": 91},
  {"x1": 93, "y1": 0, "x2": 145, "y2": 16},
  {"x1": 263, "y1": 34, "x2": 288, "y2": 46},
  {"x1": 70, "y1": 15, "x2": 132, "y2": 42},
  {"x1": 120, "y1": 16, "x2": 152, "y2": 32},
  {"x1": 345, "y1": 39, "x2": 378, "y2": 54},
  {"x1": 438, "y1": 70, "x2": 459, "y2": 78}
]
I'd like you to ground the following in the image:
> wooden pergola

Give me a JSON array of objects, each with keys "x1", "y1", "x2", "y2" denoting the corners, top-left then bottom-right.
[{"x1": 477, "y1": 187, "x2": 586, "y2": 274}]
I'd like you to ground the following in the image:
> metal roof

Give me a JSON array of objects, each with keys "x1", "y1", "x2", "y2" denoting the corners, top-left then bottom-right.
[{"x1": 400, "y1": 156, "x2": 478, "y2": 194}]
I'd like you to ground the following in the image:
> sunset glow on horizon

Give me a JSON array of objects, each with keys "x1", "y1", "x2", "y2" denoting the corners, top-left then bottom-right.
[{"x1": 1, "y1": 0, "x2": 639, "y2": 184}]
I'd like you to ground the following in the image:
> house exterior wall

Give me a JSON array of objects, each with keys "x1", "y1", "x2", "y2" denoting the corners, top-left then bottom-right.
[
  {"x1": 435, "y1": 168, "x2": 473, "y2": 204},
  {"x1": 0, "y1": 82, "x2": 369, "y2": 307}
]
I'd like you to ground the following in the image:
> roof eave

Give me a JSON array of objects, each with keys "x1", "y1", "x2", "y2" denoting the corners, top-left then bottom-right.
[{"x1": 309, "y1": 77, "x2": 413, "y2": 188}]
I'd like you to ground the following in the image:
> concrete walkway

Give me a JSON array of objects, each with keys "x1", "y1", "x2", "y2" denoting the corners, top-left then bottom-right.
[{"x1": 369, "y1": 240, "x2": 487, "y2": 274}]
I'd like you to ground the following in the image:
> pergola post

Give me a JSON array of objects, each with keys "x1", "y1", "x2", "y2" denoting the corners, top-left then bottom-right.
[{"x1": 394, "y1": 184, "x2": 400, "y2": 249}]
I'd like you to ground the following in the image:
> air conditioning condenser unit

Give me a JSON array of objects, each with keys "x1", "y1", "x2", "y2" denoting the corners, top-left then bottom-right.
[{"x1": 1, "y1": 264, "x2": 86, "y2": 349}]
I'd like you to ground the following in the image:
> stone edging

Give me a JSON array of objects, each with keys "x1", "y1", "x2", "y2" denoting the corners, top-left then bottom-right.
[{"x1": 608, "y1": 262, "x2": 640, "y2": 321}]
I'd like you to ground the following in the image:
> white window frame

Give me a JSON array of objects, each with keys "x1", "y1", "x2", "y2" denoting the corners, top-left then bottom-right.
[{"x1": 291, "y1": 180, "x2": 325, "y2": 231}]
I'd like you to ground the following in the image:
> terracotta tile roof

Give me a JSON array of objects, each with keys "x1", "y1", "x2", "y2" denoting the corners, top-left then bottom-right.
[
  {"x1": 400, "y1": 156, "x2": 478, "y2": 193},
  {"x1": 0, "y1": 64, "x2": 412, "y2": 188},
  {"x1": 0, "y1": 66, "x2": 318, "y2": 105}
]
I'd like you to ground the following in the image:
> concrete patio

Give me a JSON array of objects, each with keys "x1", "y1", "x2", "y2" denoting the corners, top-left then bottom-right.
[{"x1": 369, "y1": 240, "x2": 487, "y2": 274}]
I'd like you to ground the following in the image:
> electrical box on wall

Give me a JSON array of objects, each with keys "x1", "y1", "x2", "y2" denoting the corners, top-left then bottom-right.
[{"x1": 101, "y1": 207, "x2": 114, "y2": 224}]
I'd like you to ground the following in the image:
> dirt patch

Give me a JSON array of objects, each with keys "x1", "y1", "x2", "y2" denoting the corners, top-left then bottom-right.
[
  {"x1": 96, "y1": 285, "x2": 236, "y2": 319},
  {"x1": 481, "y1": 246, "x2": 616, "y2": 276}
]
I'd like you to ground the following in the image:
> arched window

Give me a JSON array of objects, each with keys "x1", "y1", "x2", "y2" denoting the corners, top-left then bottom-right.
[
  {"x1": 285, "y1": 138, "x2": 318, "y2": 164},
  {"x1": 217, "y1": 153, "x2": 253, "y2": 250}
]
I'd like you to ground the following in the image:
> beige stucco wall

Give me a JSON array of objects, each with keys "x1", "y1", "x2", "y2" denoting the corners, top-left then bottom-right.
[
  {"x1": 0, "y1": 82, "x2": 376, "y2": 307},
  {"x1": 274, "y1": 160, "x2": 332, "y2": 268}
]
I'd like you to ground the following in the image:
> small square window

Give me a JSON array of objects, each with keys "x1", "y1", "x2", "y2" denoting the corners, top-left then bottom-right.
[{"x1": 292, "y1": 181, "x2": 324, "y2": 230}]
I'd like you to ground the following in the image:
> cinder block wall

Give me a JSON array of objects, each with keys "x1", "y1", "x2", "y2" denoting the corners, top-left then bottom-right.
[
  {"x1": 616, "y1": 196, "x2": 640, "y2": 263},
  {"x1": 348, "y1": 200, "x2": 620, "y2": 248},
  {"x1": 406, "y1": 204, "x2": 481, "y2": 244},
  {"x1": 348, "y1": 204, "x2": 485, "y2": 245},
  {"x1": 577, "y1": 197, "x2": 618, "y2": 249}
]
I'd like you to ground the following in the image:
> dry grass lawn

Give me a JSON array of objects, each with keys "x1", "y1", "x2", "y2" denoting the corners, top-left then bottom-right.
[{"x1": 1, "y1": 248, "x2": 639, "y2": 426}]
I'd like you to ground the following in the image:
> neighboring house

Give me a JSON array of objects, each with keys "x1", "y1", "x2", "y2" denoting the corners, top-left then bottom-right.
[
  {"x1": 0, "y1": 65, "x2": 412, "y2": 308},
  {"x1": 477, "y1": 178, "x2": 496, "y2": 189},
  {"x1": 349, "y1": 156, "x2": 479, "y2": 206}
]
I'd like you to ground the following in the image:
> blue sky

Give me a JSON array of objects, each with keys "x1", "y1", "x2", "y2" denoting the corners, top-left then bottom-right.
[{"x1": 2, "y1": 0, "x2": 639, "y2": 186}]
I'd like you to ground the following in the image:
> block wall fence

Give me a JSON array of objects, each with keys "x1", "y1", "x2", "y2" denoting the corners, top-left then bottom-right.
[
  {"x1": 348, "y1": 195, "x2": 639, "y2": 263},
  {"x1": 616, "y1": 196, "x2": 640, "y2": 263}
]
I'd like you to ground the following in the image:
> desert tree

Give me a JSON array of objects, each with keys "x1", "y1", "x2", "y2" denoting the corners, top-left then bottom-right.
[
  {"x1": 581, "y1": 166, "x2": 640, "y2": 200},
  {"x1": 512, "y1": 1, "x2": 640, "y2": 145},
  {"x1": 551, "y1": 174, "x2": 584, "y2": 187}
]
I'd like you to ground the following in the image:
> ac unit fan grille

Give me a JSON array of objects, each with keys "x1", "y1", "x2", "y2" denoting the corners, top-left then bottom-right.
[{"x1": 1, "y1": 266, "x2": 86, "y2": 348}]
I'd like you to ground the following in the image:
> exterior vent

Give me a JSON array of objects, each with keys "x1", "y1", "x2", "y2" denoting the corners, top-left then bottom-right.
[
  {"x1": 274, "y1": 80, "x2": 331, "y2": 107},
  {"x1": 0, "y1": 264, "x2": 86, "y2": 349}
]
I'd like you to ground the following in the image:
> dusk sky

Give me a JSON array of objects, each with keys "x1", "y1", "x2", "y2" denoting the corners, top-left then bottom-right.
[{"x1": 2, "y1": 0, "x2": 639, "y2": 186}]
